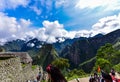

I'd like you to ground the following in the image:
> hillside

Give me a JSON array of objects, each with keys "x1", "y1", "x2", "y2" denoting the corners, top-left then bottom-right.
[
  {"x1": 60, "y1": 29, "x2": 120, "y2": 69},
  {"x1": 0, "y1": 29, "x2": 120, "y2": 72},
  {"x1": 32, "y1": 44, "x2": 59, "y2": 69}
]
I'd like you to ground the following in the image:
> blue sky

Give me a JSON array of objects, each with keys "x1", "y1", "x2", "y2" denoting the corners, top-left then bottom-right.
[{"x1": 0, "y1": 0, "x2": 120, "y2": 44}]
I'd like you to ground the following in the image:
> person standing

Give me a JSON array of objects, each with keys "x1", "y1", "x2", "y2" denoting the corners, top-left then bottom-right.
[{"x1": 46, "y1": 64, "x2": 67, "y2": 82}]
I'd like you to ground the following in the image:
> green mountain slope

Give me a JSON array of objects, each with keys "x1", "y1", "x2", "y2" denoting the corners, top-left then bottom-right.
[
  {"x1": 61, "y1": 29, "x2": 120, "y2": 69},
  {"x1": 33, "y1": 44, "x2": 59, "y2": 69}
]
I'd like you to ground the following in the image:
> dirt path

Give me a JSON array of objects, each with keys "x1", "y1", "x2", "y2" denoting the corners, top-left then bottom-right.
[
  {"x1": 116, "y1": 72, "x2": 120, "y2": 79},
  {"x1": 68, "y1": 72, "x2": 120, "y2": 82},
  {"x1": 68, "y1": 77, "x2": 89, "y2": 82}
]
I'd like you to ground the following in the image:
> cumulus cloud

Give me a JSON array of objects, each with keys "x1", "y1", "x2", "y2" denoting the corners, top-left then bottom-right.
[
  {"x1": 75, "y1": 0, "x2": 120, "y2": 11},
  {"x1": 0, "y1": 12, "x2": 120, "y2": 45},
  {"x1": 0, "y1": 12, "x2": 80, "y2": 44},
  {"x1": 0, "y1": 13, "x2": 68, "y2": 44},
  {"x1": 70, "y1": 14, "x2": 120, "y2": 37},
  {"x1": 0, "y1": 0, "x2": 30, "y2": 11},
  {"x1": 0, "y1": 12, "x2": 32, "y2": 44},
  {"x1": 92, "y1": 14, "x2": 120, "y2": 35},
  {"x1": 37, "y1": 21, "x2": 68, "y2": 43}
]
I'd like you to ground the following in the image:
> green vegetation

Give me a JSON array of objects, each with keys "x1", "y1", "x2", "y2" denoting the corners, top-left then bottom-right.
[
  {"x1": 79, "y1": 57, "x2": 96, "y2": 66},
  {"x1": 113, "y1": 63, "x2": 120, "y2": 72},
  {"x1": 22, "y1": 64, "x2": 37, "y2": 70},
  {"x1": 21, "y1": 63, "x2": 27, "y2": 68},
  {"x1": 93, "y1": 43, "x2": 120, "y2": 73},
  {"x1": 52, "y1": 58, "x2": 70, "y2": 77},
  {"x1": 66, "y1": 69, "x2": 87, "y2": 80},
  {"x1": 113, "y1": 38, "x2": 120, "y2": 51},
  {"x1": 33, "y1": 44, "x2": 58, "y2": 70},
  {"x1": 79, "y1": 57, "x2": 96, "y2": 73},
  {"x1": 32, "y1": 65, "x2": 38, "y2": 70},
  {"x1": 52, "y1": 58, "x2": 70, "y2": 70}
]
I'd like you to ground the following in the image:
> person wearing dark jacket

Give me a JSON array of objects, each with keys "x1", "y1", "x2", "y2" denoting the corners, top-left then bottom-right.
[
  {"x1": 46, "y1": 64, "x2": 67, "y2": 82},
  {"x1": 101, "y1": 71, "x2": 113, "y2": 82}
]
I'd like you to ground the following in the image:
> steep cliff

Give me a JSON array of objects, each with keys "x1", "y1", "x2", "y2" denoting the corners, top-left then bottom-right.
[
  {"x1": 33, "y1": 44, "x2": 58, "y2": 70},
  {"x1": 61, "y1": 29, "x2": 120, "y2": 68}
]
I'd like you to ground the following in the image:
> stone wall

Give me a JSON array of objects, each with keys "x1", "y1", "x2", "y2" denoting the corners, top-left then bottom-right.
[{"x1": 0, "y1": 57, "x2": 39, "y2": 82}]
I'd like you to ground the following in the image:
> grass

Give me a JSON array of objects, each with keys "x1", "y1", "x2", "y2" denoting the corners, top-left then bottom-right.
[
  {"x1": 67, "y1": 74, "x2": 89, "y2": 81},
  {"x1": 32, "y1": 65, "x2": 38, "y2": 70},
  {"x1": 21, "y1": 63, "x2": 27, "y2": 68}
]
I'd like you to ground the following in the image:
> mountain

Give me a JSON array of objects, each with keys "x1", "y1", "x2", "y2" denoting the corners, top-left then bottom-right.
[
  {"x1": 60, "y1": 29, "x2": 120, "y2": 68},
  {"x1": 21, "y1": 38, "x2": 43, "y2": 51},
  {"x1": 1, "y1": 38, "x2": 44, "y2": 57},
  {"x1": 92, "y1": 33, "x2": 103, "y2": 38},
  {"x1": 53, "y1": 37, "x2": 86, "y2": 55},
  {"x1": 33, "y1": 44, "x2": 59, "y2": 69},
  {"x1": 2, "y1": 39, "x2": 25, "y2": 52},
  {"x1": 0, "y1": 29, "x2": 120, "y2": 72},
  {"x1": 113, "y1": 38, "x2": 120, "y2": 51}
]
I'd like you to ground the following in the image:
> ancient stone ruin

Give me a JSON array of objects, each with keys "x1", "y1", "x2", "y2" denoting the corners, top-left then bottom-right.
[
  {"x1": 0, "y1": 52, "x2": 33, "y2": 63},
  {"x1": 0, "y1": 52, "x2": 39, "y2": 82}
]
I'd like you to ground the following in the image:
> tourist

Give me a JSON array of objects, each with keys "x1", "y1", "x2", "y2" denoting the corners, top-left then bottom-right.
[
  {"x1": 36, "y1": 72, "x2": 41, "y2": 82},
  {"x1": 89, "y1": 75, "x2": 94, "y2": 82},
  {"x1": 101, "y1": 71, "x2": 113, "y2": 82},
  {"x1": 46, "y1": 64, "x2": 67, "y2": 82},
  {"x1": 110, "y1": 68, "x2": 119, "y2": 82},
  {"x1": 76, "y1": 78, "x2": 80, "y2": 82}
]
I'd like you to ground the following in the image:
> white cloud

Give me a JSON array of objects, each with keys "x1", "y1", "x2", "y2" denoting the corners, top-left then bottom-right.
[
  {"x1": 30, "y1": 6, "x2": 42, "y2": 15},
  {"x1": 92, "y1": 14, "x2": 120, "y2": 35},
  {"x1": 30, "y1": 0, "x2": 53, "y2": 16},
  {"x1": 55, "y1": 0, "x2": 69, "y2": 8},
  {"x1": 0, "y1": 12, "x2": 120, "y2": 45},
  {"x1": 75, "y1": 30, "x2": 93, "y2": 38},
  {"x1": 0, "y1": 12, "x2": 32, "y2": 44},
  {"x1": 75, "y1": 0, "x2": 120, "y2": 11},
  {"x1": 43, "y1": 20, "x2": 64, "y2": 35},
  {"x1": 0, "y1": 0, "x2": 30, "y2": 11},
  {"x1": 38, "y1": 20, "x2": 68, "y2": 43},
  {"x1": 0, "y1": 13, "x2": 69, "y2": 44},
  {"x1": 0, "y1": 13, "x2": 83, "y2": 44},
  {"x1": 27, "y1": 43, "x2": 35, "y2": 47}
]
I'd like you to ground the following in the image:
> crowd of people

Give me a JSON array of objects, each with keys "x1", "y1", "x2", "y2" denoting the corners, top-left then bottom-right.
[
  {"x1": 89, "y1": 69, "x2": 120, "y2": 82},
  {"x1": 27, "y1": 64, "x2": 120, "y2": 82}
]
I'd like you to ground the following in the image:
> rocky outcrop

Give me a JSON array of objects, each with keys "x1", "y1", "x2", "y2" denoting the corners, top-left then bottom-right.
[{"x1": 0, "y1": 57, "x2": 39, "y2": 82}]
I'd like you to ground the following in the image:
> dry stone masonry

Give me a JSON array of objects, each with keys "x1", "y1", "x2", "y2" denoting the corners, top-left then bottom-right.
[{"x1": 0, "y1": 52, "x2": 39, "y2": 82}]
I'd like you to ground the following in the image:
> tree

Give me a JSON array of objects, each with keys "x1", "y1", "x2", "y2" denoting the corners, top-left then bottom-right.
[
  {"x1": 96, "y1": 43, "x2": 120, "y2": 64},
  {"x1": 94, "y1": 43, "x2": 120, "y2": 73},
  {"x1": 93, "y1": 58, "x2": 112, "y2": 73},
  {"x1": 52, "y1": 58, "x2": 70, "y2": 70},
  {"x1": 52, "y1": 58, "x2": 70, "y2": 76},
  {"x1": 96, "y1": 43, "x2": 115, "y2": 60},
  {"x1": 113, "y1": 63, "x2": 120, "y2": 72},
  {"x1": 67, "y1": 69, "x2": 86, "y2": 80}
]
